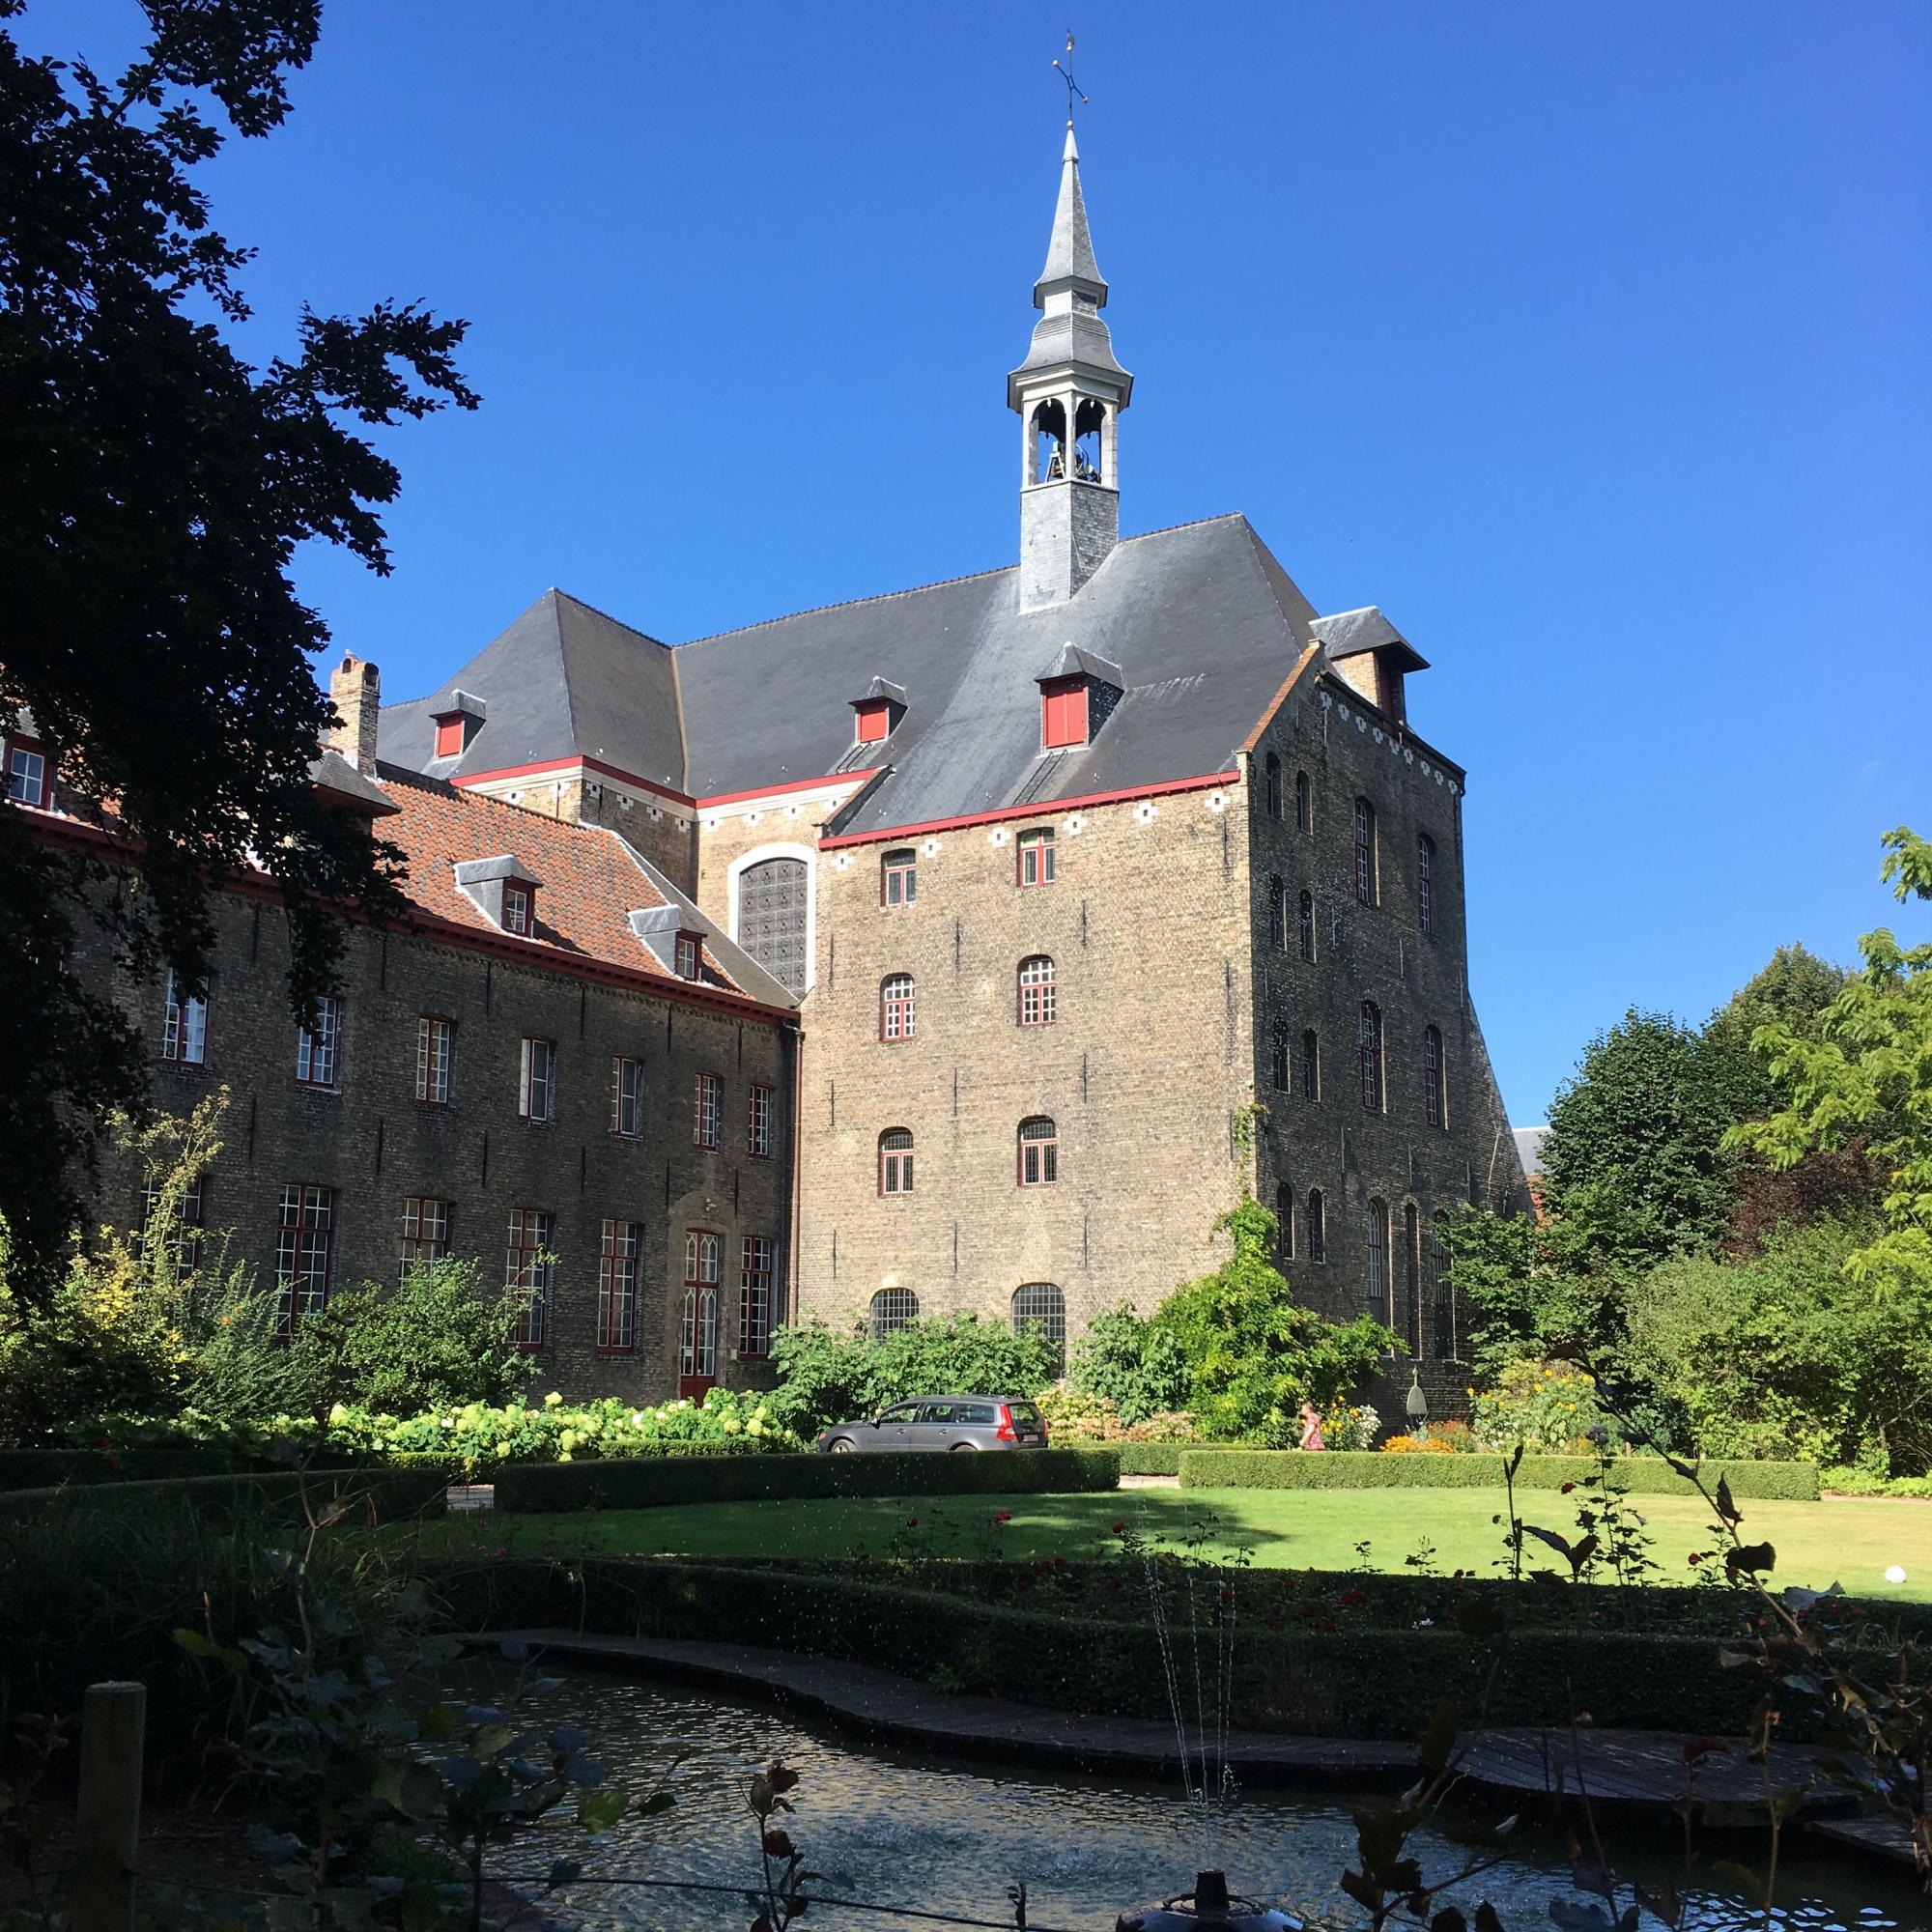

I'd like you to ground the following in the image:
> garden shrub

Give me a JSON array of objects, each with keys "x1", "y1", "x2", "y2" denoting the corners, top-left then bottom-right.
[
  {"x1": 1066, "y1": 1303, "x2": 1191, "y2": 1425},
  {"x1": 1178, "y1": 1450, "x2": 1820, "y2": 1499},
  {"x1": 1468, "y1": 1359, "x2": 1612, "y2": 1453},
  {"x1": 0, "y1": 1463, "x2": 453, "y2": 1529},
  {"x1": 764, "y1": 1313, "x2": 1062, "y2": 1439},
  {"x1": 1819, "y1": 1466, "x2": 1932, "y2": 1499},
  {"x1": 1033, "y1": 1383, "x2": 1197, "y2": 1444},
  {"x1": 492, "y1": 1446, "x2": 1120, "y2": 1513}
]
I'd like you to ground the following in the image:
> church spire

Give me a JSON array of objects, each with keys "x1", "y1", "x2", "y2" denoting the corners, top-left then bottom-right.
[{"x1": 1009, "y1": 116, "x2": 1133, "y2": 611}]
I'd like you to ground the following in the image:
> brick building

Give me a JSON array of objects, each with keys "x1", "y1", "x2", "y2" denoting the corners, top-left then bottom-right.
[{"x1": 11, "y1": 124, "x2": 1525, "y2": 1416}]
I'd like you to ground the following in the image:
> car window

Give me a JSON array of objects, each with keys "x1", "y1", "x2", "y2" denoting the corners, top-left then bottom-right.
[
  {"x1": 1007, "y1": 1402, "x2": 1042, "y2": 1426},
  {"x1": 960, "y1": 1403, "x2": 997, "y2": 1425},
  {"x1": 920, "y1": 1403, "x2": 958, "y2": 1424},
  {"x1": 880, "y1": 1403, "x2": 922, "y2": 1425}
]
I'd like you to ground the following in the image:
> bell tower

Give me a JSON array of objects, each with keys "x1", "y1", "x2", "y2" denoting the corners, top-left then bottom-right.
[{"x1": 1009, "y1": 124, "x2": 1133, "y2": 611}]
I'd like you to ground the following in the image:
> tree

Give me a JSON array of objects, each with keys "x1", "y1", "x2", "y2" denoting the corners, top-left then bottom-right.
[
  {"x1": 1151, "y1": 1196, "x2": 1392, "y2": 1444},
  {"x1": 1539, "y1": 1009, "x2": 1738, "y2": 1265},
  {"x1": 1730, "y1": 829, "x2": 1932, "y2": 1296},
  {"x1": 0, "y1": 1, "x2": 477, "y2": 1302},
  {"x1": 1702, "y1": 942, "x2": 1848, "y2": 1122}
]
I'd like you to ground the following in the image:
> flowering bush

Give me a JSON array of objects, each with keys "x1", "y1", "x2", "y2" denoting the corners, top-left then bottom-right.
[
  {"x1": 1380, "y1": 1420, "x2": 1478, "y2": 1455},
  {"x1": 1469, "y1": 1359, "x2": 1613, "y2": 1453},
  {"x1": 1032, "y1": 1383, "x2": 1199, "y2": 1443},
  {"x1": 1379, "y1": 1432, "x2": 1453, "y2": 1454},
  {"x1": 1319, "y1": 1402, "x2": 1380, "y2": 1452},
  {"x1": 73, "y1": 1388, "x2": 800, "y2": 1471}
]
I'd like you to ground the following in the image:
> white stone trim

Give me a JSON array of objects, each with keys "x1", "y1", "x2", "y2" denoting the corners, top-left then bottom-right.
[{"x1": 725, "y1": 840, "x2": 819, "y2": 995}]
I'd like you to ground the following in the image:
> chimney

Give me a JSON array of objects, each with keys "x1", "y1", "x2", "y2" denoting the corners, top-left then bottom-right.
[{"x1": 327, "y1": 654, "x2": 381, "y2": 774}]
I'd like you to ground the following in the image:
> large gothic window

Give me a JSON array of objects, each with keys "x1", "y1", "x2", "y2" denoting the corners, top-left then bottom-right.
[{"x1": 737, "y1": 857, "x2": 808, "y2": 993}]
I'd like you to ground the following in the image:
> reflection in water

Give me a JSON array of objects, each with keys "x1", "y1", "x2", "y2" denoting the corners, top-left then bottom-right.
[{"x1": 494, "y1": 1673, "x2": 1907, "y2": 1932}]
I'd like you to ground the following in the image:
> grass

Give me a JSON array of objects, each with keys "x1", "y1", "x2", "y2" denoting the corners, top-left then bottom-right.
[{"x1": 429, "y1": 1484, "x2": 1931, "y2": 1602}]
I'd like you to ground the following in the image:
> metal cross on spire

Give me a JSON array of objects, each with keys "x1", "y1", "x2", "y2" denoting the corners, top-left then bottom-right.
[{"x1": 1051, "y1": 31, "x2": 1089, "y2": 127}]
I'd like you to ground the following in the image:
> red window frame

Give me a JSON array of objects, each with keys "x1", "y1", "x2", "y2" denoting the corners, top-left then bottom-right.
[
  {"x1": 161, "y1": 970, "x2": 208, "y2": 1065},
  {"x1": 854, "y1": 699, "x2": 892, "y2": 745},
  {"x1": 597, "y1": 1218, "x2": 641, "y2": 1352},
  {"x1": 296, "y1": 996, "x2": 341, "y2": 1087},
  {"x1": 880, "y1": 973, "x2": 915, "y2": 1042},
  {"x1": 879, "y1": 1129, "x2": 913, "y2": 1195},
  {"x1": 399, "y1": 1196, "x2": 451, "y2": 1277},
  {"x1": 693, "y1": 1070, "x2": 722, "y2": 1149},
  {"x1": 739, "y1": 1235, "x2": 775, "y2": 1358},
  {"x1": 681, "y1": 1230, "x2": 722, "y2": 1378},
  {"x1": 433, "y1": 715, "x2": 465, "y2": 758},
  {"x1": 274, "y1": 1183, "x2": 332, "y2": 1334},
  {"x1": 611, "y1": 1055, "x2": 644, "y2": 1136},
  {"x1": 1018, "y1": 1117, "x2": 1058, "y2": 1187},
  {"x1": 416, "y1": 1015, "x2": 454, "y2": 1104},
  {"x1": 1039, "y1": 677, "x2": 1088, "y2": 750},
  {"x1": 1017, "y1": 955, "x2": 1056, "y2": 1027},
  {"x1": 748, "y1": 1081, "x2": 774, "y2": 1158},
  {"x1": 881, "y1": 849, "x2": 917, "y2": 907},
  {"x1": 1017, "y1": 828, "x2": 1056, "y2": 887},
  {"x1": 506, "y1": 1208, "x2": 554, "y2": 1350}
]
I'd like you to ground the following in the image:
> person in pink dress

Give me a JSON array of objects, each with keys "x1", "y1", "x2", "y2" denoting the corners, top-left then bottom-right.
[{"x1": 1297, "y1": 1402, "x2": 1325, "y2": 1451}]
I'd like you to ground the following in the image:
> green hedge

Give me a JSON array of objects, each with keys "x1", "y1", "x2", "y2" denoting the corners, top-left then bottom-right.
[
  {"x1": 493, "y1": 1447, "x2": 1119, "y2": 1513},
  {"x1": 433, "y1": 1554, "x2": 1781, "y2": 1740},
  {"x1": 0, "y1": 1447, "x2": 279, "y2": 1491},
  {"x1": 1179, "y1": 1451, "x2": 1820, "y2": 1500},
  {"x1": 0, "y1": 1463, "x2": 456, "y2": 1526}
]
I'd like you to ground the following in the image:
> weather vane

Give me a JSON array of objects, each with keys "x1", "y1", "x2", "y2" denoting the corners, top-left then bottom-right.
[{"x1": 1052, "y1": 31, "x2": 1088, "y2": 127}]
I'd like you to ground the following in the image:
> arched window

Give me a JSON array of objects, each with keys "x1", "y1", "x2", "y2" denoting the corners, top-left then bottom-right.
[
  {"x1": 881, "y1": 973, "x2": 916, "y2": 1042},
  {"x1": 1306, "y1": 1187, "x2": 1326, "y2": 1263},
  {"x1": 1301, "y1": 1028, "x2": 1321, "y2": 1100},
  {"x1": 1267, "y1": 876, "x2": 1287, "y2": 951},
  {"x1": 1274, "y1": 1180, "x2": 1293, "y2": 1262},
  {"x1": 1430, "y1": 1212, "x2": 1454, "y2": 1360},
  {"x1": 879, "y1": 1128, "x2": 914, "y2": 1195},
  {"x1": 1012, "y1": 1282, "x2": 1066, "y2": 1372},
  {"x1": 871, "y1": 1286, "x2": 919, "y2": 1339},
  {"x1": 1264, "y1": 753, "x2": 1282, "y2": 820},
  {"x1": 1269, "y1": 1029, "x2": 1291, "y2": 1093},
  {"x1": 1424, "y1": 1025, "x2": 1446, "y2": 1128},
  {"x1": 1359, "y1": 1001, "x2": 1384, "y2": 1113},
  {"x1": 1297, "y1": 889, "x2": 1317, "y2": 961},
  {"x1": 1417, "y1": 834, "x2": 1435, "y2": 938},
  {"x1": 1353, "y1": 797, "x2": 1378, "y2": 906},
  {"x1": 1366, "y1": 1197, "x2": 1390, "y2": 1327},
  {"x1": 1018, "y1": 1116, "x2": 1059, "y2": 1187},
  {"x1": 1295, "y1": 770, "x2": 1312, "y2": 833},
  {"x1": 737, "y1": 856, "x2": 809, "y2": 993},
  {"x1": 1403, "y1": 1202, "x2": 1422, "y2": 1356},
  {"x1": 1017, "y1": 954, "x2": 1057, "y2": 1027},
  {"x1": 881, "y1": 848, "x2": 917, "y2": 907}
]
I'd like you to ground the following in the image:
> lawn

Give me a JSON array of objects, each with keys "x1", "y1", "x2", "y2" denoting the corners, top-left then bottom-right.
[{"x1": 432, "y1": 1485, "x2": 1932, "y2": 1602}]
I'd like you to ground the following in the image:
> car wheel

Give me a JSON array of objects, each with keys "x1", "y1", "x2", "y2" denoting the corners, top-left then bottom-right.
[
  {"x1": 950, "y1": 1442, "x2": 979, "y2": 1452},
  {"x1": 828, "y1": 1438, "x2": 856, "y2": 1454}
]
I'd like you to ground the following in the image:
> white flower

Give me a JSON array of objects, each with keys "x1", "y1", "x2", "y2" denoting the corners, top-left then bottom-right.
[
  {"x1": 543, "y1": 1390, "x2": 563, "y2": 1408},
  {"x1": 1886, "y1": 1565, "x2": 1908, "y2": 1584}
]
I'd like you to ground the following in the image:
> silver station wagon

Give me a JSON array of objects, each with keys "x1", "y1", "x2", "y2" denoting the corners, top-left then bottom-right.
[{"x1": 814, "y1": 1394, "x2": 1049, "y2": 1454}]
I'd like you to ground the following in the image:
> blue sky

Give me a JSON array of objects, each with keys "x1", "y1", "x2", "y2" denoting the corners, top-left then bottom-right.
[{"x1": 31, "y1": 2, "x2": 1932, "y2": 1122}]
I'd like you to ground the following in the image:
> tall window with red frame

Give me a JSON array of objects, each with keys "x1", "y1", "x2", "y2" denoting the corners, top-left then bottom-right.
[
  {"x1": 1423, "y1": 1025, "x2": 1445, "y2": 1128},
  {"x1": 296, "y1": 996, "x2": 341, "y2": 1086},
  {"x1": 1353, "y1": 798, "x2": 1378, "y2": 906},
  {"x1": 881, "y1": 848, "x2": 917, "y2": 907},
  {"x1": 682, "y1": 1231, "x2": 722, "y2": 1379},
  {"x1": 878, "y1": 1128, "x2": 913, "y2": 1195},
  {"x1": 274, "y1": 1184, "x2": 332, "y2": 1333},
  {"x1": 597, "y1": 1218, "x2": 641, "y2": 1351},
  {"x1": 399, "y1": 1196, "x2": 451, "y2": 1277},
  {"x1": 1359, "y1": 1001, "x2": 1384, "y2": 1113},
  {"x1": 694, "y1": 1071, "x2": 722, "y2": 1149},
  {"x1": 1018, "y1": 1116, "x2": 1058, "y2": 1186},
  {"x1": 747, "y1": 1082, "x2": 773, "y2": 1158},
  {"x1": 1417, "y1": 833, "x2": 1435, "y2": 936},
  {"x1": 1017, "y1": 827, "x2": 1056, "y2": 886},
  {"x1": 880, "y1": 973, "x2": 916, "y2": 1041},
  {"x1": 1017, "y1": 955, "x2": 1056, "y2": 1026},
  {"x1": 506, "y1": 1208, "x2": 554, "y2": 1350},
  {"x1": 740, "y1": 1235, "x2": 775, "y2": 1358}
]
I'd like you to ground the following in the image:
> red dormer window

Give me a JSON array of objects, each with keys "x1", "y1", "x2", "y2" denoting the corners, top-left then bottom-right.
[
  {"x1": 503, "y1": 885, "x2": 531, "y2": 935},
  {"x1": 434, "y1": 715, "x2": 465, "y2": 758},
  {"x1": 1040, "y1": 677, "x2": 1088, "y2": 751},
  {"x1": 855, "y1": 700, "x2": 892, "y2": 746},
  {"x1": 675, "y1": 932, "x2": 700, "y2": 980}
]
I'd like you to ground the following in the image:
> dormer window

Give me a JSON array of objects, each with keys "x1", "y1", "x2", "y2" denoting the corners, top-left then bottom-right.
[
  {"x1": 1035, "y1": 644, "x2": 1123, "y2": 753},
  {"x1": 848, "y1": 677, "x2": 907, "y2": 748},
  {"x1": 431, "y1": 690, "x2": 487, "y2": 760},
  {"x1": 674, "y1": 932, "x2": 700, "y2": 980},
  {"x1": 453, "y1": 856, "x2": 540, "y2": 935}
]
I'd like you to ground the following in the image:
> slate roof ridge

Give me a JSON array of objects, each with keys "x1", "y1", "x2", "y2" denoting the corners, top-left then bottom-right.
[{"x1": 547, "y1": 586, "x2": 694, "y2": 792}]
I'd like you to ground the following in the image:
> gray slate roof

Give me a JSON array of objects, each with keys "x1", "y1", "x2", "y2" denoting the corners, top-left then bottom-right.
[
  {"x1": 377, "y1": 515, "x2": 1355, "y2": 838},
  {"x1": 1307, "y1": 606, "x2": 1430, "y2": 673},
  {"x1": 377, "y1": 590, "x2": 684, "y2": 790},
  {"x1": 1512, "y1": 1126, "x2": 1549, "y2": 1180}
]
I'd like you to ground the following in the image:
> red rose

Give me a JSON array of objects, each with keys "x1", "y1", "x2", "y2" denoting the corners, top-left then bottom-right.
[
  {"x1": 1560, "y1": 1482, "x2": 1576, "y2": 1494},
  {"x1": 906, "y1": 1517, "x2": 918, "y2": 1528},
  {"x1": 1112, "y1": 1520, "x2": 1126, "y2": 1534},
  {"x1": 995, "y1": 1510, "x2": 1012, "y2": 1523}
]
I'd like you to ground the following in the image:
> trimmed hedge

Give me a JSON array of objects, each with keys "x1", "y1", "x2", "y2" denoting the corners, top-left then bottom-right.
[
  {"x1": 433, "y1": 1553, "x2": 1785, "y2": 1740},
  {"x1": 1179, "y1": 1451, "x2": 1820, "y2": 1500},
  {"x1": 0, "y1": 1463, "x2": 456, "y2": 1526},
  {"x1": 493, "y1": 1447, "x2": 1119, "y2": 1513},
  {"x1": 1067, "y1": 1443, "x2": 1245, "y2": 1477},
  {"x1": 0, "y1": 1447, "x2": 275, "y2": 1491}
]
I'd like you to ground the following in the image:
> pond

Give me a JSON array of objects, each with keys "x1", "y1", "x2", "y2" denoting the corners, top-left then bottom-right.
[{"x1": 497, "y1": 1668, "x2": 1914, "y2": 1932}]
